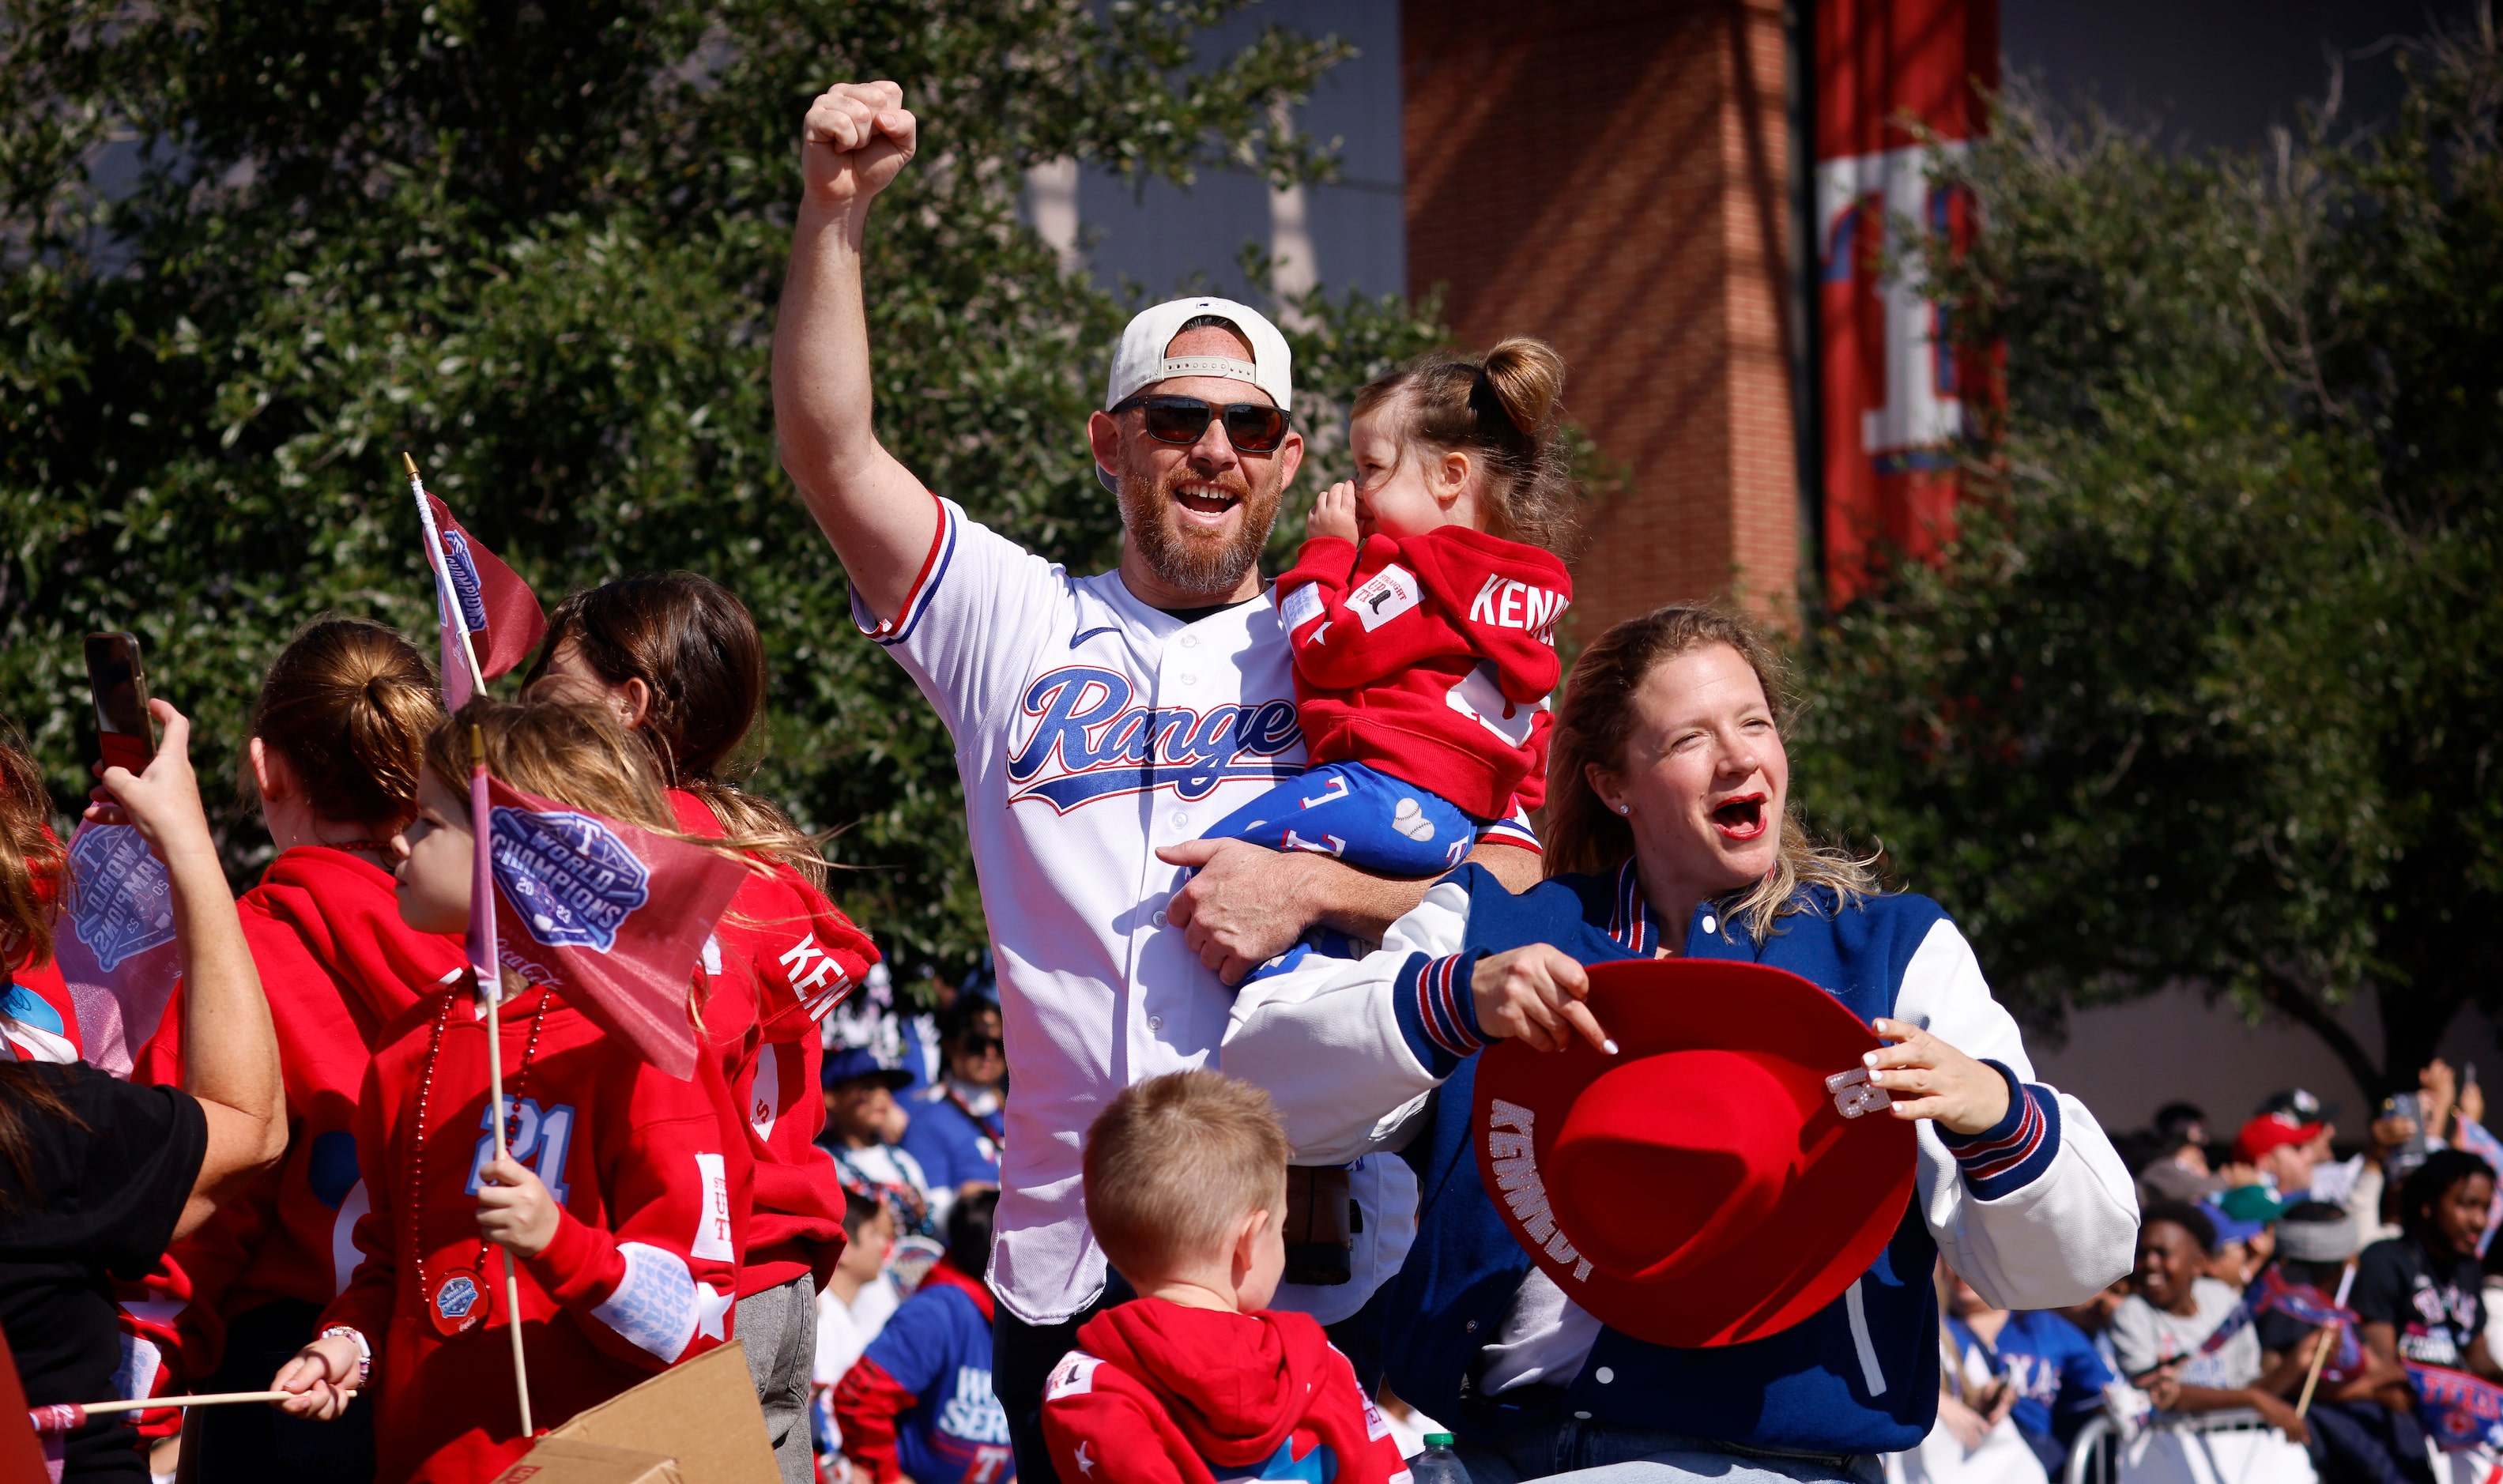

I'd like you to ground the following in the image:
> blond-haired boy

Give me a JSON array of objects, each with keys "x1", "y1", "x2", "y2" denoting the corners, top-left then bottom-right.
[{"x1": 1040, "y1": 1071, "x2": 1411, "y2": 1483}]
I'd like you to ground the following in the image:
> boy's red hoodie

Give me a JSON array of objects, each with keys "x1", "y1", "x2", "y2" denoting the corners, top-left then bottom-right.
[
  {"x1": 318, "y1": 981, "x2": 752, "y2": 1484},
  {"x1": 1040, "y1": 1298, "x2": 1411, "y2": 1484},
  {"x1": 668, "y1": 790, "x2": 878, "y2": 1294},
  {"x1": 1276, "y1": 526, "x2": 1570, "y2": 818}
]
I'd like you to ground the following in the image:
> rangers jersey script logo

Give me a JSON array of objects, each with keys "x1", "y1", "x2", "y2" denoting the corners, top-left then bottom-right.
[
  {"x1": 489, "y1": 806, "x2": 651, "y2": 951},
  {"x1": 1007, "y1": 666, "x2": 1302, "y2": 812},
  {"x1": 67, "y1": 826, "x2": 177, "y2": 972}
]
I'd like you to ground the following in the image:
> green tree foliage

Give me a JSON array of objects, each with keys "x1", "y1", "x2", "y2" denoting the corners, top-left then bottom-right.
[
  {"x1": 1791, "y1": 31, "x2": 2503, "y2": 1094},
  {"x1": 0, "y1": 0, "x2": 1443, "y2": 980}
]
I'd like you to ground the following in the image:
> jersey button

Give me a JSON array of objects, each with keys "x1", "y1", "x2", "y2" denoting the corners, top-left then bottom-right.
[
  {"x1": 1146, "y1": 1015, "x2": 1163, "y2": 1031},
  {"x1": 1170, "y1": 812, "x2": 1190, "y2": 831},
  {"x1": 1152, "y1": 910, "x2": 1168, "y2": 928},
  {"x1": 1179, "y1": 634, "x2": 1198, "y2": 649},
  {"x1": 1178, "y1": 671, "x2": 1199, "y2": 686}
]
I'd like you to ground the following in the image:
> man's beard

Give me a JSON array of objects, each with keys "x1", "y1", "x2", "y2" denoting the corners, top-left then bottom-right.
[{"x1": 1118, "y1": 463, "x2": 1282, "y2": 598}]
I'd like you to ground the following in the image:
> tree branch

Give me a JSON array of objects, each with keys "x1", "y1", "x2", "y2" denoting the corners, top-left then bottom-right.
[{"x1": 2252, "y1": 971, "x2": 2385, "y2": 1099}]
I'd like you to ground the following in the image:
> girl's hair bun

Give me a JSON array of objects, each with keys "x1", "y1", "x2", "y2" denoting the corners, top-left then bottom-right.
[
  {"x1": 1350, "y1": 335, "x2": 1580, "y2": 556},
  {"x1": 247, "y1": 616, "x2": 443, "y2": 830},
  {"x1": 1474, "y1": 337, "x2": 1566, "y2": 443}
]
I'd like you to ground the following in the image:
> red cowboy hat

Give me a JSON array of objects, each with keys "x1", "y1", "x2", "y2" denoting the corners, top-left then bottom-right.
[{"x1": 1473, "y1": 958, "x2": 1918, "y2": 1348}]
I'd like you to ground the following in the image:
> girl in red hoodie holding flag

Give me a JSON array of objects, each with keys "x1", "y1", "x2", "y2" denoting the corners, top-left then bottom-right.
[
  {"x1": 270, "y1": 698, "x2": 758, "y2": 1482},
  {"x1": 156, "y1": 619, "x2": 466, "y2": 1482},
  {"x1": 526, "y1": 572, "x2": 878, "y2": 1484}
]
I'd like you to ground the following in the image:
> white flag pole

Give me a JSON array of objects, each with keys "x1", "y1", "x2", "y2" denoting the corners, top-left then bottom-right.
[
  {"x1": 404, "y1": 452, "x2": 488, "y2": 699},
  {"x1": 468, "y1": 724, "x2": 532, "y2": 1437}
]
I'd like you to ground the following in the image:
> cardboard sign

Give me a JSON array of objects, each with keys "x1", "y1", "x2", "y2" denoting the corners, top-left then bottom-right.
[
  {"x1": 490, "y1": 1437, "x2": 683, "y2": 1484},
  {"x1": 508, "y1": 1340, "x2": 777, "y2": 1484}
]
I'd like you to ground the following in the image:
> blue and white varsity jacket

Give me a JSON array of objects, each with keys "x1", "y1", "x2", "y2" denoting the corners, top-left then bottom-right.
[{"x1": 1222, "y1": 861, "x2": 2138, "y2": 1455}]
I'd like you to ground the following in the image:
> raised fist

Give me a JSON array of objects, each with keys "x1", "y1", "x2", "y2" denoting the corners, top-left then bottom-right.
[{"x1": 800, "y1": 81, "x2": 916, "y2": 213}]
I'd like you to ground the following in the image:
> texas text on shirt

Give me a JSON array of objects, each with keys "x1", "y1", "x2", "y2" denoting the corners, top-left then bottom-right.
[
  {"x1": 1221, "y1": 864, "x2": 2139, "y2": 1452},
  {"x1": 852, "y1": 494, "x2": 1535, "y2": 1326}
]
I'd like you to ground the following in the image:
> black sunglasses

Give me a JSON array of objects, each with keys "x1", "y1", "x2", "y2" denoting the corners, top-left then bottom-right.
[
  {"x1": 1114, "y1": 394, "x2": 1291, "y2": 454},
  {"x1": 958, "y1": 1034, "x2": 1003, "y2": 1057}
]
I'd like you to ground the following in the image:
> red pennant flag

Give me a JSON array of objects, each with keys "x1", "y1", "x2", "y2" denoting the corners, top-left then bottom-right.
[
  {"x1": 426, "y1": 494, "x2": 546, "y2": 684},
  {"x1": 482, "y1": 776, "x2": 749, "y2": 1079}
]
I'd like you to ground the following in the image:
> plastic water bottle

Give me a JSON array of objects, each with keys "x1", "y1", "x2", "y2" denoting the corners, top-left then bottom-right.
[{"x1": 1409, "y1": 1433, "x2": 1473, "y2": 1484}]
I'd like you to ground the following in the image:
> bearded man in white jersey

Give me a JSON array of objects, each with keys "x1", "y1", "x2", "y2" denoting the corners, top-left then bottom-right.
[{"x1": 771, "y1": 81, "x2": 1546, "y2": 1480}]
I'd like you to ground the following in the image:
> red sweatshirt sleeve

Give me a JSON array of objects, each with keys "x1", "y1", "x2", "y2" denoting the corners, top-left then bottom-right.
[
  {"x1": 518, "y1": 1058, "x2": 745, "y2": 1373},
  {"x1": 1279, "y1": 536, "x2": 1476, "y2": 691},
  {"x1": 750, "y1": 872, "x2": 879, "y2": 1041},
  {"x1": 829, "y1": 1354, "x2": 918, "y2": 1483}
]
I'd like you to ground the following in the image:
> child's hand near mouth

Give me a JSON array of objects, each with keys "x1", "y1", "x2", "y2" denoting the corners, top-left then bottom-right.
[{"x1": 1307, "y1": 480, "x2": 1361, "y2": 544}]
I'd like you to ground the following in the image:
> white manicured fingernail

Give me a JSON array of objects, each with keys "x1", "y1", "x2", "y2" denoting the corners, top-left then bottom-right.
[
  {"x1": 1603, "y1": 1039, "x2": 1620, "y2": 1056},
  {"x1": 1864, "y1": 1051, "x2": 1879, "y2": 1068}
]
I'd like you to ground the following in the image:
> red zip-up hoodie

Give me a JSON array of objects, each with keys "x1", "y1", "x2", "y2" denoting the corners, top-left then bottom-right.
[
  {"x1": 1277, "y1": 526, "x2": 1570, "y2": 818},
  {"x1": 318, "y1": 982, "x2": 752, "y2": 1484},
  {"x1": 669, "y1": 790, "x2": 878, "y2": 1294},
  {"x1": 1040, "y1": 1298, "x2": 1411, "y2": 1484}
]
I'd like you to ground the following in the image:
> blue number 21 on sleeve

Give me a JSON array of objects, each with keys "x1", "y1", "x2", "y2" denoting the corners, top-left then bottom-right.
[{"x1": 466, "y1": 1097, "x2": 576, "y2": 1207}]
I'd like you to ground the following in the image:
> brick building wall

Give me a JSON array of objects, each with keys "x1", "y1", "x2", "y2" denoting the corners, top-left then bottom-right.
[{"x1": 1403, "y1": 0, "x2": 1799, "y2": 636}]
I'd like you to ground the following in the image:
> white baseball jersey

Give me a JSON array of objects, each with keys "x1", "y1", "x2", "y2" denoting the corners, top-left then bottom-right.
[{"x1": 855, "y1": 497, "x2": 1536, "y2": 1324}]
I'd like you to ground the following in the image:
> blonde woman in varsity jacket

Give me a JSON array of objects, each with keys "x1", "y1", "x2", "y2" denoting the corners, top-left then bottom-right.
[{"x1": 1223, "y1": 605, "x2": 2138, "y2": 1484}]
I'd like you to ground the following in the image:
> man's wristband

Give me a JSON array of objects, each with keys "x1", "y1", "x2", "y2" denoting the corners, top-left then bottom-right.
[{"x1": 319, "y1": 1326, "x2": 371, "y2": 1388}]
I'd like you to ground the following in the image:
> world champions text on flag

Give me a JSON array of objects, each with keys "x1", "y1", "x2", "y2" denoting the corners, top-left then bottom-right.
[{"x1": 482, "y1": 774, "x2": 750, "y2": 1079}]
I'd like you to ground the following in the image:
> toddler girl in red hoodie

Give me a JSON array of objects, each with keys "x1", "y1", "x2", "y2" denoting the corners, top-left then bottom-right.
[
  {"x1": 1201, "y1": 339, "x2": 1578, "y2": 904},
  {"x1": 270, "y1": 698, "x2": 753, "y2": 1484},
  {"x1": 1039, "y1": 1071, "x2": 1408, "y2": 1484}
]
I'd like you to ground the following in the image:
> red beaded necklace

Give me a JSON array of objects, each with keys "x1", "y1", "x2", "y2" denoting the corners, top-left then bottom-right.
[{"x1": 407, "y1": 982, "x2": 551, "y2": 1338}]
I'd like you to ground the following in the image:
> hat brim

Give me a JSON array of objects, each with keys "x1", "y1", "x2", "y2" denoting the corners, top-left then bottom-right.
[{"x1": 1474, "y1": 959, "x2": 1918, "y2": 1348}]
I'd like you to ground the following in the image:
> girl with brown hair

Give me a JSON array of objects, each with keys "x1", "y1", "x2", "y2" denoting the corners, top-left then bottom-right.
[
  {"x1": 0, "y1": 706, "x2": 285, "y2": 1482},
  {"x1": 160, "y1": 616, "x2": 466, "y2": 1483},
  {"x1": 1224, "y1": 602, "x2": 2139, "y2": 1481},
  {"x1": 524, "y1": 573, "x2": 876, "y2": 1484}
]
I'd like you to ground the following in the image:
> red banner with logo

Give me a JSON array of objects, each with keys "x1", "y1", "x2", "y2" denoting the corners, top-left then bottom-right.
[{"x1": 1815, "y1": 0, "x2": 1998, "y2": 603}]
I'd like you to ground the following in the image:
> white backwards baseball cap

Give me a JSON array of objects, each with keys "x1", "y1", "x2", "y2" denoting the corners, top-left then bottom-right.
[{"x1": 1103, "y1": 296, "x2": 1294, "y2": 412}]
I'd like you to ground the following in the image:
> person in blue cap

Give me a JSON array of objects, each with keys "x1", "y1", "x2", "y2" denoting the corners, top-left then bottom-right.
[{"x1": 819, "y1": 1045, "x2": 937, "y2": 1239}]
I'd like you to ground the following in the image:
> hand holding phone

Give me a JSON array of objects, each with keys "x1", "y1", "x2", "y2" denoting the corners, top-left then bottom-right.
[
  {"x1": 84, "y1": 631, "x2": 156, "y2": 773},
  {"x1": 81, "y1": 698, "x2": 216, "y2": 868}
]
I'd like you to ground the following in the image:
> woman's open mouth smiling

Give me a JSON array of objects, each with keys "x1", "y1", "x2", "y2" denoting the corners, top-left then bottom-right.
[{"x1": 1710, "y1": 792, "x2": 1769, "y2": 841}]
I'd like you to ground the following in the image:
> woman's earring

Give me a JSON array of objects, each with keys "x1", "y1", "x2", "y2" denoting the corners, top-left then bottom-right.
[{"x1": 1616, "y1": 803, "x2": 1630, "y2": 815}]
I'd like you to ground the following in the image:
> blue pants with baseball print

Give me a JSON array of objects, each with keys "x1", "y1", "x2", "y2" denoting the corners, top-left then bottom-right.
[
  {"x1": 1202, "y1": 762, "x2": 1479, "y2": 985},
  {"x1": 1203, "y1": 760, "x2": 1479, "y2": 877}
]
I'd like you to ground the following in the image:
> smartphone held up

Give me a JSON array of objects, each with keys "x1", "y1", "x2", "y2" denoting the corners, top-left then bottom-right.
[{"x1": 84, "y1": 631, "x2": 156, "y2": 774}]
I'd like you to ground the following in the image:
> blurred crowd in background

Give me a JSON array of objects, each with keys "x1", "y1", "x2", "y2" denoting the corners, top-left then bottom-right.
[{"x1": 1898, "y1": 1061, "x2": 2503, "y2": 1484}]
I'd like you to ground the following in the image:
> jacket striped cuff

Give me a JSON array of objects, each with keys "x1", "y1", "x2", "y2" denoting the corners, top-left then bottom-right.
[
  {"x1": 1390, "y1": 951, "x2": 1487, "y2": 1078},
  {"x1": 1936, "y1": 1060, "x2": 2061, "y2": 1200}
]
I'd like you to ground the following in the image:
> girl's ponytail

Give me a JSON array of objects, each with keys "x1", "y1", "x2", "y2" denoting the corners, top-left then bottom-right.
[
  {"x1": 247, "y1": 617, "x2": 444, "y2": 830},
  {"x1": 1351, "y1": 336, "x2": 1581, "y2": 556},
  {"x1": 1472, "y1": 337, "x2": 1566, "y2": 448}
]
